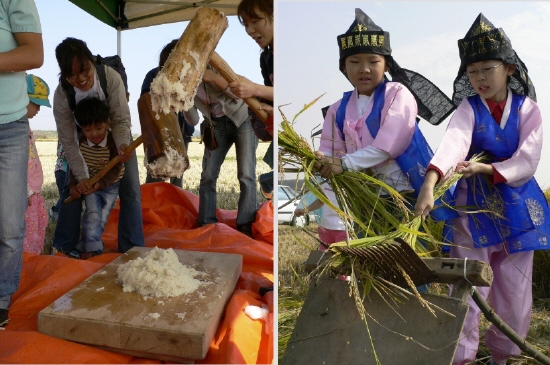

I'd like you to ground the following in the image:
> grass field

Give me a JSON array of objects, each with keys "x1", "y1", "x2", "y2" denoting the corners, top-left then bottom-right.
[{"x1": 36, "y1": 139, "x2": 271, "y2": 254}]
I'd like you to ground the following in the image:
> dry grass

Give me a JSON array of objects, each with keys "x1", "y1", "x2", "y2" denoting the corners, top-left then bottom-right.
[
  {"x1": 278, "y1": 224, "x2": 550, "y2": 364},
  {"x1": 36, "y1": 139, "x2": 271, "y2": 254}
]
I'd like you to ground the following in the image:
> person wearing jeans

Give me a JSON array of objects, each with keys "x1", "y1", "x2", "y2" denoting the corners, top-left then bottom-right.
[
  {"x1": 54, "y1": 151, "x2": 142, "y2": 254},
  {"x1": 0, "y1": 0, "x2": 43, "y2": 327},
  {"x1": 52, "y1": 37, "x2": 144, "y2": 254},
  {"x1": 79, "y1": 182, "x2": 120, "y2": 254},
  {"x1": 198, "y1": 115, "x2": 258, "y2": 232},
  {"x1": 184, "y1": 67, "x2": 258, "y2": 236},
  {"x1": 0, "y1": 120, "x2": 31, "y2": 323}
]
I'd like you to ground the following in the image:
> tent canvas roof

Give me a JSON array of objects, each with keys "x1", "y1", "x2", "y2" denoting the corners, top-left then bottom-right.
[{"x1": 69, "y1": 0, "x2": 240, "y2": 30}]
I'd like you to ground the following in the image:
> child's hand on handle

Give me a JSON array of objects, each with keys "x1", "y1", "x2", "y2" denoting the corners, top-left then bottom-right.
[
  {"x1": 118, "y1": 144, "x2": 134, "y2": 163},
  {"x1": 314, "y1": 151, "x2": 344, "y2": 178},
  {"x1": 76, "y1": 179, "x2": 99, "y2": 195},
  {"x1": 70, "y1": 186, "x2": 82, "y2": 200},
  {"x1": 294, "y1": 208, "x2": 305, "y2": 217}
]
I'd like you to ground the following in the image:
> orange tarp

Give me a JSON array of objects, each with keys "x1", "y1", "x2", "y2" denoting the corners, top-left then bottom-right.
[{"x1": 0, "y1": 182, "x2": 274, "y2": 364}]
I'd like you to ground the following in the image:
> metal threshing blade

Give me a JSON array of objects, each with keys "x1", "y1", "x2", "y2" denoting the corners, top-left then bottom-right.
[{"x1": 336, "y1": 238, "x2": 438, "y2": 287}]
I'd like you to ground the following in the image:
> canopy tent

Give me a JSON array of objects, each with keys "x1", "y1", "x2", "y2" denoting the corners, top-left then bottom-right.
[{"x1": 68, "y1": 0, "x2": 241, "y2": 54}]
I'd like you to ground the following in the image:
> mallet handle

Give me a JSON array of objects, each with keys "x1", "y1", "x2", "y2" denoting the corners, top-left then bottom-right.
[
  {"x1": 64, "y1": 135, "x2": 143, "y2": 204},
  {"x1": 209, "y1": 51, "x2": 270, "y2": 123}
]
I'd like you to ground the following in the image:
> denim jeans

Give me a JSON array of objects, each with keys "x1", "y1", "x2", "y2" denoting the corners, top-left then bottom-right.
[
  {"x1": 198, "y1": 117, "x2": 258, "y2": 228},
  {"x1": 76, "y1": 181, "x2": 120, "y2": 253},
  {"x1": 51, "y1": 169, "x2": 66, "y2": 214},
  {"x1": 53, "y1": 140, "x2": 144, "y2": 253},
  {"x1": 263, "y1": 141, "x2": 273, "y2": 169},
  {"x1": 145, "y1": 141, "x2": 190, "y2": 188},
  {"x1": 0, "y1": 118, "x2": 29, "y2": 307}
]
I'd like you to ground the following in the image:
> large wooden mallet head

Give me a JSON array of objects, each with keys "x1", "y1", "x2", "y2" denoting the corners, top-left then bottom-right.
[
  {"x1": 138, "y1": 92, "x2": 188, "y2": 178},
  {"x1": 149, "y1": 7, "x2": 228, "y2": 114},
  {"x1": 141, "y1": 7, "x2": 227, "y2": 178}
]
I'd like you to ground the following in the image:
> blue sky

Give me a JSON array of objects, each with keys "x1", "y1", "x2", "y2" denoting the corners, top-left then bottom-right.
[
  {"x1": 276, "y1": 1, "x2": 550, "y2": 188},
  {"x1": 30, "y1": 0, "x2": 264, "y2": 135}
]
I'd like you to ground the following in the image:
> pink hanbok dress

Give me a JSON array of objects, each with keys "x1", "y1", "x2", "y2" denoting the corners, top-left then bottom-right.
[
  {"x1": 24, "y1": 130, "x2": 48, "y2": 255},
  {"x1": 430, "y1": 91, "x2": 543, "y2": 365}
]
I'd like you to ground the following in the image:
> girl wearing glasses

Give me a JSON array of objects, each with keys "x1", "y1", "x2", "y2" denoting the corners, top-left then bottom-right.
[{"x1": 415, "y1": 14, "x2": 549, "y2": 365}]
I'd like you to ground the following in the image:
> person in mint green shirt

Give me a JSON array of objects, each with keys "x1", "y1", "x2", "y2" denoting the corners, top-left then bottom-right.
[{"x1": 0, "y1": 0, "x2": 43, "y2": 328}]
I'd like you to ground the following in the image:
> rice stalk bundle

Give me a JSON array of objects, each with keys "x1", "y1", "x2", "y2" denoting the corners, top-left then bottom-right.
[
  {"x1": 278, "y1": 96, "x2": 486, "y2": 296},
  {"x1": 278, "y1": 100, "x2": 409, "y2": 240}
]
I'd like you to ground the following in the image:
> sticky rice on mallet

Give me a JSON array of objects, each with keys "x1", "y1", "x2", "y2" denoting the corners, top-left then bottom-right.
[
  {"x1": 137, "y1": 93, "x2": 188, "y2": 179},
  {"x1": 149, "y1": 7, "x2": 228, "y2": 114}
]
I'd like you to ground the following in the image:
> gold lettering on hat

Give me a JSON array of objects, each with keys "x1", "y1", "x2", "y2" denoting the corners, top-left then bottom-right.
[
  {"x1": 461, "y1": 41, "x2": 469, "y2": 52},
  {"x1": 477, "y1": 37, "x2": 487, "y2": 54},
  {"x1": 347, "y1": 36, "x2": 353, "y2": 48},
  {"x1": 341, "y1": 37, "x2": 347, "y2": 50},
  {"x1": 362, "y1": 35, "x2": 370, "y2": 46},
  {"x1": 486, "y1": 33, "x2": 499, "y2": 51},
  {"x1": 379, "y1": 35, "x2": 385, "y2": 46},
  {"x1": 355, "y1": 35, "x2": 361, "y2": 47},
  {"x1": 371, "y1": 35, "x2": 378, "y2": 47},
  {"x1": 353, "y1": 23, "x2": 368, "y2": 32},
  {"x1": 472, "y1": 21, "x2": 492, "y2": 36}
]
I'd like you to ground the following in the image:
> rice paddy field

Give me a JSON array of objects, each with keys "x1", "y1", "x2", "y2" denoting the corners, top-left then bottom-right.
[{"x1": 36, "y1": 137, "x2": 271, "y2": 254}]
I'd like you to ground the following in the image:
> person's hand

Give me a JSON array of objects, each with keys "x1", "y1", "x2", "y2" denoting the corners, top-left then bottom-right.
[
  {"x1": 294, "y1": 208, "x2": 305, "y2": 217},
  {"x1": 228, "y1": 76, "x2": 256, "y2": 99},
  {"x1": 203, "y1": 69, "x2": 217, "y2": 83},
  {"x1": 455, "y1": 161, "x2": 489, "y2": 178},
  {"x1": 76, "y1": 179, "x2": 99, "y2": 195},
  {"x1": 314, "y1": 151, "x2": 344, "y2": 178},
  {"x1": 414, "y1": 185, "x2": 435, "y2": 220},
  {"x1": 118, "y1": 143, "x2": 133, "y2": 163},
  {"x1": 27, "y1": 196, "x2": 32, "y2": 206},
  {"x1": 70, "y1": 186, "x2": 82, "y2": 200},
  {"x1": 258, "y1": 103, "x2": 273, "y2": 116}
]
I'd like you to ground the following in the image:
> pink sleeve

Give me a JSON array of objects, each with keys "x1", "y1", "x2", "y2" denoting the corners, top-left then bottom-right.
[
  {"x1": 319, "y1": 100, "x2": 347, "y2": 158},
  {"x1": 370, "y1": 83, "x2": 417, "y2": 158},
  {"x1": 492, "y1": 98, "x2": 542, "y2": 186},
  {"x1": 430, "y1": 99, "x2": 474, "y2": 180}
]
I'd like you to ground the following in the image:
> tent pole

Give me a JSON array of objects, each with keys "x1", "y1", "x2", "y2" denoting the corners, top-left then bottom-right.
[{"x1": 117, "y1": 27, "x2": 121, "y2": 57}]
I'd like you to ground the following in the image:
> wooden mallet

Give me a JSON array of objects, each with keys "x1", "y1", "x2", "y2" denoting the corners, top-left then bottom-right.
[
  {"x1": 149, "y1": 7, "x2": 269, "y2": 122},
  {"x1": 64, "y1": 136, "x2": 143, "y2": 204}
]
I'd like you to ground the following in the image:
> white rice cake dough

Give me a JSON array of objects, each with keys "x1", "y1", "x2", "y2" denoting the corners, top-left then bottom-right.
[{"x1": 117, "y1": 247, "x2": 204, "y2": 298}]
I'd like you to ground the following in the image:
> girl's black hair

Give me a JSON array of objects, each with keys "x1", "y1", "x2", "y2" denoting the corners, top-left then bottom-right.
[
  {"x1": 73, "y1": 97, "x2": 110, "y2": 127},
  {"x1": 237, "y1": 0, "x2": 273, "y2": 23},
  {"x1": 237, "y1": 0, "x2": 273, "y2": 54},
  {"x1": 55, "y1": 37, "x2": 94, "y2": 89},
  {"x1": 159, "y1": 39, "x2": 179, "y2": 70}
]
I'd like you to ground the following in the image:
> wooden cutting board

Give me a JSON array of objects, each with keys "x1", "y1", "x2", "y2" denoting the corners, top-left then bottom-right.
[{"x1": 38, "y1": 247, "x2": 242, "y2": 362}]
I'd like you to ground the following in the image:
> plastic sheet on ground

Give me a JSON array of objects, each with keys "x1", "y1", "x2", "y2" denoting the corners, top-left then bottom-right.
[{"x1": 0, "y1": 182, "x2": 274, "y2": 364}]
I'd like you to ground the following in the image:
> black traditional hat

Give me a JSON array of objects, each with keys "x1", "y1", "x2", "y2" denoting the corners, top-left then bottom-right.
[
  {"x1": 453, "y1": 13, "x2": 536, "y2": 106},
  {"x1": 337, "y1": 9, "x2": 454, "y2": 125},
  {"x1": 337, "y1": 9, "x2": 392, "y2": 73}
]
